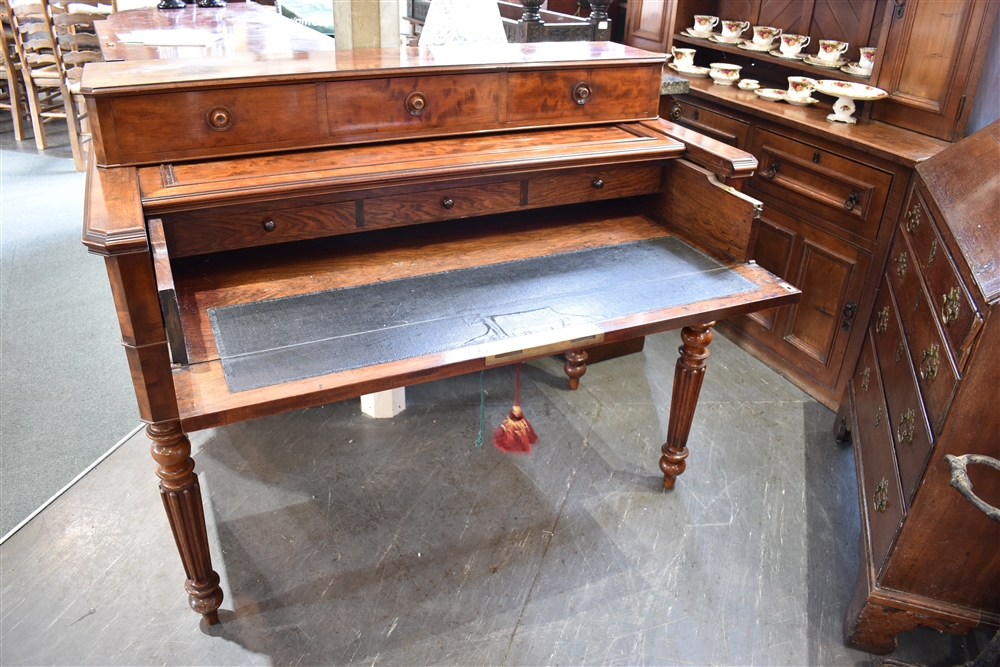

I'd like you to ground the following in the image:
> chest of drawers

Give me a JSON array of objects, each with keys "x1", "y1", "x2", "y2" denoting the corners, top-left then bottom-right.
[{"x1": 836, "y1": 120, "x2": 1000, "y2": 654}]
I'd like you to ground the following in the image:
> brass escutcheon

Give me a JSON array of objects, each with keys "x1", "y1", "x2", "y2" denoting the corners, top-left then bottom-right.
[
  {"x1": 874, "y1": 478, "x2": 889, "y2": 513},
  {"x1": 896, "y1": 340, "x2": 905, "y2": 363},
  {"x1": 895, "y1": 252, "x2": 907, "y2": 278},
  {"x1": 861, "y1": 367, "x2": 870, "y2": 392},
  {"x1": 898, "y1": 408, "x2": 915, "y2": 443},
  {"x1": 875, "y1": 405, "x2": 882, "y2": 427},
  {"x1": 876, "y1": 306, "x2": 889, "y2": 333},
  {"x1": 928, "y1": 238, "x2": 937, "y2": 264},
  {"x1": 942, "y1": 287, "x2": 961, "y2": 324},
  {"x1": 920, "y1": 344, "x2": 940, "y2": 380},
  {"x1": 906, "y1": 203, "x2": 921, "y2": 232}
]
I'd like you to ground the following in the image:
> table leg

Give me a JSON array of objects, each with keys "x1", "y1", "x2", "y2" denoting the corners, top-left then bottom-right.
[
  {"x1": 149, "y1": 420, "x2": 224, "y2": 624},
  {"x1": 563, "y1": 349, "x2": 588, "y2": 390},
  {"x1": 660, "y1": 322, "x2": 714, "y2": 489}
]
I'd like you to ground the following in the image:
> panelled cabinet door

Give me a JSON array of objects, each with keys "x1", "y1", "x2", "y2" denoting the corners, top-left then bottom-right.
[
  {"x1": 872, "y1": 0, "x2": 999, "y2": 141},
  {"x1": 624, "y1": 0, "x2": 672, "y2": 52}
]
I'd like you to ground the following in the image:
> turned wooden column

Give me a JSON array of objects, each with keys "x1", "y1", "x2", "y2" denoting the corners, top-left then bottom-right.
[
  {"x1": 660, "y1": 323, "x2": 714, "y2": 489},
  {"x1": 149, "y1": 420, "x2": 224, "y2": 624},
  {"x1": 564, "y1": 349, "x2": 588, "y2": 390}
]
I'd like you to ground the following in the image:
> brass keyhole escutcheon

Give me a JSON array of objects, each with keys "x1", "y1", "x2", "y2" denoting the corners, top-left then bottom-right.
[
  {"x1": 896, "y1": 340, "x2": 905, "y2": 364},
  {"x1": 860, "y1": 367, "x2": 870, "y2": 392},
  {"x1": 928, "y1": 238, "x2": 937, "y2": 264},
  {"x1": 895, "y1": 252, "x2": 907, "y2": 278},
  {"x1": 942, "y1": 287, "x2": 960, "y2": 324},
  {"x1": 262, "y1": 219, "x2": 276, "y2": 232},
  {"x1": 906, "y1": 203, "x2": 921, "y2": 233},
  {"x1": 441, "y1": 197, "x2": 454, "y2": 210},
  {"x1": 406, "y1": 92, "x2": 427, "y2": 116},
  {"x1": 206, "y1": 105, "x2": 234, "y2": 131},
  {"x1": 573, "y1": 82, "x2": 592, "y2": 105},
  {"x1": 873, "y1": 478, "x2": 889, "y2": 513},
  {"x1": 898, "y1": 408, "x2": 915, "y2": 443},
  {"x1": 876, "y1": 306, "x2": 889, "y2": 333},
  {"x1": 874, "y1": 405, "x2": 882, "y2": 427},
  {"x1": 920, "y1": 344, "x2": 939, "y2": 380}
]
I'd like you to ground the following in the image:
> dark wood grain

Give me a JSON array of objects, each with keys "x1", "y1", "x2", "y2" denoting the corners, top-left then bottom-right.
[{"x1": 642, "y1": 116, "x2": 757, "y2": 180}]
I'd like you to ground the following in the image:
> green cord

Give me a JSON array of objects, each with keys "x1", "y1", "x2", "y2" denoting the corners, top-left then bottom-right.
[{"x1": 475, "y1": 369, "x2": 485, "y2": 447}]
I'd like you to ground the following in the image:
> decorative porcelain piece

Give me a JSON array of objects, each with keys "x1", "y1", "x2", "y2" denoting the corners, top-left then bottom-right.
[
  {"x1": 785, "y1": 96, "x2": 819, "y2": 106},
  {"x1": 812, "y1": 79, "x2": 888, "y2": 123},
  {"x1": 709, "y1": 33, "x2": 743, "y2": 44},
  {"x1": 751, "y1": 25, "x2": 782, "y2": 47},
  {"x1": 817, "y1": 39, "x2": 849, "y2": 62},
  {"x1": 692, "y1": 14, "x2": 719, "y2": 35},
  {"x1": 858, "y1": 46, "x2": 877, "y2": 74},
  {"x1": 738, "y1": 78, "x2": 760, "y2": 90},
  {"x1": 720, "y1": 19, "x2": 749, "y2": 39},
  {"x1": 738, "y1": 40, "x2": 774, "y2": 52},
  {"x1": 787, "y1": 76, "x2": 817, "y2": 101},
  {"x1": 671, "y1": 47, "x2": 696, "y2": 67},
  {"x1": 709, "y1": 62, "x2": 741, "y2": 86},
  {"x1": 770, "y1": 49, "x2": 805, "y2": 60},
  {"x1": 667, "y1": 62, "x2": 710, "y2": 78},
  {"x1": 778, "y1": 33, "x2": 810, "y2": 57},
  {"x1": 840, "y1": 62, "x2": 871, "y2": 78},
  {"x1": 682, "y1": 27, "x2": 712, "y2": 39},
  {"x1": 754, "y1": 88, "x2": 787, "y2": 102},
  {"x1": 802, "y1": 54, "x2": 849, "y2": 69}
]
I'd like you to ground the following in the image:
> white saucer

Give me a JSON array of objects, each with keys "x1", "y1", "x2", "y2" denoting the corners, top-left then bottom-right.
[
  {"x1": 738, "y1": 40, "x2": 775, "y2": 52},
  {"x1": 682, "y1": 28, "x2": 714, "y2": 39},
  {"x1": 737, "y1": 81, "x2": 760, "y2": 90},
  {"x1": 709, "y1": 34, "x2": 743, "y2": 44},
  {"x1": 769, "y1": 49, "x2": 805, "y2": 60},
  {"x1": 754, "y1": 88, "x2": 787, "y2": 102},
  {"x1": 802, "y1": 55, "x2": 849, "y2": 69},
  {"x1": 840, "y1": 62, "x2": 872, "y2": 78},
  {"x1": 667, "y1": 62, "x2": 710, "y2": 78},
  {"x1": 785, "y1": 96, "x2": 819, "y2": 106}
]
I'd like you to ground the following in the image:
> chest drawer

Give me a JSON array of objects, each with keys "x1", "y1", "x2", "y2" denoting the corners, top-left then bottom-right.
[
  {"x1": 870, "y1": 279, "x2": 933, "y2": 504},
  {"x1": 886, "y1": 231, "x2": 960, "y2": 435},
  {"x1": 671, "y1": 99, "x2": 749, "y2": 149},
  {"x1": 163, "y1": 199, "x2": 357, "y2": 258},
  {"x1": 853, "y1": 331, "x2": 905, "y2": 579},
  {"x1": 898, "y1": 190, "x2": 983, "y2": 368},
  {"x1": 363, "y1": 181, "x2": 522, "y2": 228},
  {"x1": 747, "y1": 129, "x2": 893, "y2": 243},
  {"x1": 506, "y1": 66, "x2": 659, "y2": 124},
  {"x1": 527, "y1": 165, "x2": 662, "y2": 207}
]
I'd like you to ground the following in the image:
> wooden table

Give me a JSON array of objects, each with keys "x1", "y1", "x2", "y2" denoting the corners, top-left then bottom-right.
[{"x1": 82, "y1": 6, "x2": 799, "y2": 625}]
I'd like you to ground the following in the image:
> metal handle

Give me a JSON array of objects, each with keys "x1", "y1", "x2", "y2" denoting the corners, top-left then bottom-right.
[
  {"x1": 406, "y1": 92, "x2": 427, "y2": 116},
  {"x1": 692, "y1": 109, "x2": 700, "y2": 121},
  {"x1": 844, "y1": 190, "x2": 861, "y2": 211},
  {"x1": 897, "y1": 408, "x2": 915, "y2": 443},
  {"x1": 592, "y1": 178, "x2": 604, "y2": 190},
  {"x1": 262, "y1": 219, "x2": 276, "y2": 232},
  {"x1": 875, "y1": 306, "x2": 889, "y2": 333},
  {"x1": 206, "y1": 105, "x2": 233, "y2": 131},
  {"x1": 919, "y1": 343, "x2": 939, "y2": 380},
  {"x1": 441, "y1": 197, "x2": 454, "y2": 210},
  {"x1": 942, "y1": 287, "x2": 960, "y2": 324},
  {"x1": 763, "y1": 160, "x2": 780, "y2": 179},
  {"x1": 945, "y1": 454, "x2": 1000, "y2": 523},
  {"x1": 873, "y1": 478, "x2": 888, "y2": 513},
  {"x1": 841, "y1": 299, "x2": 857, "y2": 331},
  {"x1": 906, "y1": 203, "x2": 921, "y2": 232},
  {"x1": 895, "y1": 252, "x2": 907, "y2": 278},
  {"x1": 668, "y1": 101, "x2": 683, "y2": 121},
  {"x1": 573, "y1": 82, "x2": 592, "y2": 105},
  {"x1": 860, "y1": 366, "x2": 870, "y2": 392}
]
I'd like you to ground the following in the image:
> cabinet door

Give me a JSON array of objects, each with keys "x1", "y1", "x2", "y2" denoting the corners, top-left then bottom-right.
[
  {"x1": 729, "y1": 204, "x2": 873, "y2": 393},
  {"x1": 624, "y1": 0, "x2": 673, "y2": 52},
  {"x1": 872, "y1": 0, "x2": 999, "y2": 141}
]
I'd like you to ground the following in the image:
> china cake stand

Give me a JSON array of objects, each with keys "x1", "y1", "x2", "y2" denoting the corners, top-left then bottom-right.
[{"x1": 812, "y1": 79, "x2": 888, "y2": 124}]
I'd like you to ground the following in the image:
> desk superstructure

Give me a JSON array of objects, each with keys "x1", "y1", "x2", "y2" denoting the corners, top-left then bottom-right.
[{"x1": 82, "y1": 5, "x2": 799, "y2": 624}]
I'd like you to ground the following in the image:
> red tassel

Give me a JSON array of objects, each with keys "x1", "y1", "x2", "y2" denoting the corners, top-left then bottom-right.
[{"x1": 493, "y1": 362, "x2": 538, "y2": 454}]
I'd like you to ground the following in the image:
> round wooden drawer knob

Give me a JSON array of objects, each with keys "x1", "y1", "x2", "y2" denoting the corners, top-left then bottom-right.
[
  {"x1": 206, "y1": 105, "x2": 234, "y2": 131},
  {"x1": 406, "y1": 92, "x2": 427, "y2": 116}
]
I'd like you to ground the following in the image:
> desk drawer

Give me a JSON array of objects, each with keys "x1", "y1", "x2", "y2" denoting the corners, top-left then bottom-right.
[
  {"x1": 748, "y1": 129, "x2": 892, "y2": 243},
  {"x1": 899, "y1": 189, "x2": 982, "y2": 368},
  {"x1": 527, "y1": 165, "x2": 662, "y2": 206},
  {"x1": 363, "y1": 181, "x2": 522, "y2": 228},
  {"x1": 670, "y1": 98, "x2": 749, "y2": 149},
  {"x1": 163, "y1": 200, "x2": 357, "y2": 257},
  {"x1": 886, "y1": 231, "x2": 959, "y2": 435},
  {"x1": 871, "y1": 279, "x2": 933, "y2": 504},
  {"x1": 506, "y1": 66, "x2": 658, "y2": 123},
  {"x1": 853, "y1": 331, "x2": 905, "y2": 579}
]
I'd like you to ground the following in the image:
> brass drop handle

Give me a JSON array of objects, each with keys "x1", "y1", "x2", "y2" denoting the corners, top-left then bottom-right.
[
  {"x1": 895, "y1": 252, "x2": 907, "y2": 278},
  {"x1": 873, "y1": 478, "x2": 889, "y2": 513},
  {"x1": 860, "y1": 366, "x2": 870, "y2": 392},
  {"x1": 897, "y1": 408, "x2": 915, "y2": 443},
  {"x1": 919, "y1": 343, "x2": 939, "y2": 380},
  {"x1": 875, "y1": 306, "x2": 889, "y2": 333},
  {"x1": 406, "y1": 92, "x2": 427, "y2": 116},
  {"x1": 592, "y1": 178, "x2": 604, "y2": 190},
  {"x1": 942, "y1": 287, "x2": 960, "y2": 323},
  {"x1": 906, "y1": 203, "x2": 921, "y2": 232},
  {"x1": 841, "y1": 299, "x2": 857, "y2": 331},
  {"x1": 441, "y1": 197, "x2": 455, "y2": 210},
  {"x1": 262, "y1": 219, "x2": 276, "y2": 232},
  {"x1": 945, "y1": 454, "x2": 1000, "y2": 523},
  {"x1": 844, "y1": 190, "x2": 861, "y2": 211},
  {"x1": 762, "y1": 160, "x2": 780, "y2": 179},
  {"x1": 573, "y1": 82, "x2": 592, "y2": 105}
]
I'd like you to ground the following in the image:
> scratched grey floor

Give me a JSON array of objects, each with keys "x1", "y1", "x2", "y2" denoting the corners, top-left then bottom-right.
[{"x1": 3, "y1": 329, "x2": 993, "y2": 666}]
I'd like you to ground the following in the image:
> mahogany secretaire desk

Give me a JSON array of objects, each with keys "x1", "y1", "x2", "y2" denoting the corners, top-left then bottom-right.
[{"x1": 81, "y1": 5, "x2": 799, "y2": 624}]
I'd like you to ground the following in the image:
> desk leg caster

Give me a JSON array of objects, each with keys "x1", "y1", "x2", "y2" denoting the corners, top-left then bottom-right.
[
  {"x1": 564, "y1": 349, "x2": 588, "y2": 390},
  {"x1": 149, "y1": 420, "x2": 224, "y2": 625},
  {"x1": 660, "y1": 323, "x2": 714, "y2": 489}
]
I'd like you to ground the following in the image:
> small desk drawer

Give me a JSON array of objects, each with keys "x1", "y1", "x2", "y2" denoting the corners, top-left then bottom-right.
[
  {"x1": 527, "y1": 165, "x2": 662, "y2": 206},
  {"x1": 671, "y1": 99, "x2": 749, "y2": 149},
  {"x1": 898, "y1": 190, "x2": 982, "y2": 368},
  {"x1": 871, "y1": 279, "x2": 933, "y2": 504},
  {"x1": 506, "y1": 66, "x2": 658, "y2": 123},
  {"x1": 853, "y1": 331, "x2": 905, "y2": 579},
  {"x1": 886, "y1": 231, "x2": 960, "y2": 435},
  {"x1": 363, "y1": 181, "x2": 522, "y2": 228},
  {"x1": 163, "y1": 200, "x2": 357, "y2": 257},
  {"x1": 748, "y1": 129, "x2": 892, "y2": 243}
]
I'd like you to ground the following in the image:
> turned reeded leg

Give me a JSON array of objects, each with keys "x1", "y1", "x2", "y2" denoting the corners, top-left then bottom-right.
[
  {"x1": 564, "y1": 349, "x2": 588, "y2": 390},
  {"x1": 149, "y1": 420, "x2": 223, "y2": 625},
  {"x1": 660, "y1": 323, "x2": 714, "y2": 489}
]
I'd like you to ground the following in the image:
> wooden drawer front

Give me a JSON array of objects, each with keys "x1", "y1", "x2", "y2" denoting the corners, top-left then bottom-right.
[
  {"x1": 886, "y1": 231, "x2": 960, "y2": 435},
  {"x1": 326, "y1": 73, "x2": 500, "y2": 141},
  {"x1": 164, "y1": 200, "x2": 357, "y2": 257},
  {"x1": 899, "y1": 190, "x2": 982, "y2": 368},
  {"x1": 527, "y1": 165, "x2": 662, "y2": 207},
  {"x1": 364, "y1": 181, "x2": 522, "y2": 228},
  {"x1": 871, "y1": 279, "x2": 933, "y2": 504},
  {"x1": 108, "y1": 84, "x2": 322, "y2": 164},
  {"x1": 853, "y1": 331, "x2": 905, "y2": 578},
  {"x1": 506, "y1": 66, "x2": 658, "y2": 123},
  {"x1": 674, "y1": 100, "x2": 749, "y2": 150},
  {"x1": 749, "y1": 130, "x2": 892, "y2": 243}
]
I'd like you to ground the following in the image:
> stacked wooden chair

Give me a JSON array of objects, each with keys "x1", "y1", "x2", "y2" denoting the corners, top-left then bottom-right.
[{"x1": 1, "y1": 0, "x2": 29, "y2": 141}]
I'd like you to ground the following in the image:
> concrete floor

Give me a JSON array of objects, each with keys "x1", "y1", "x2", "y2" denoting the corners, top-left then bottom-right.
[{"x1": 2, "y1": 329, "x2": 992, "y2": 666}]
